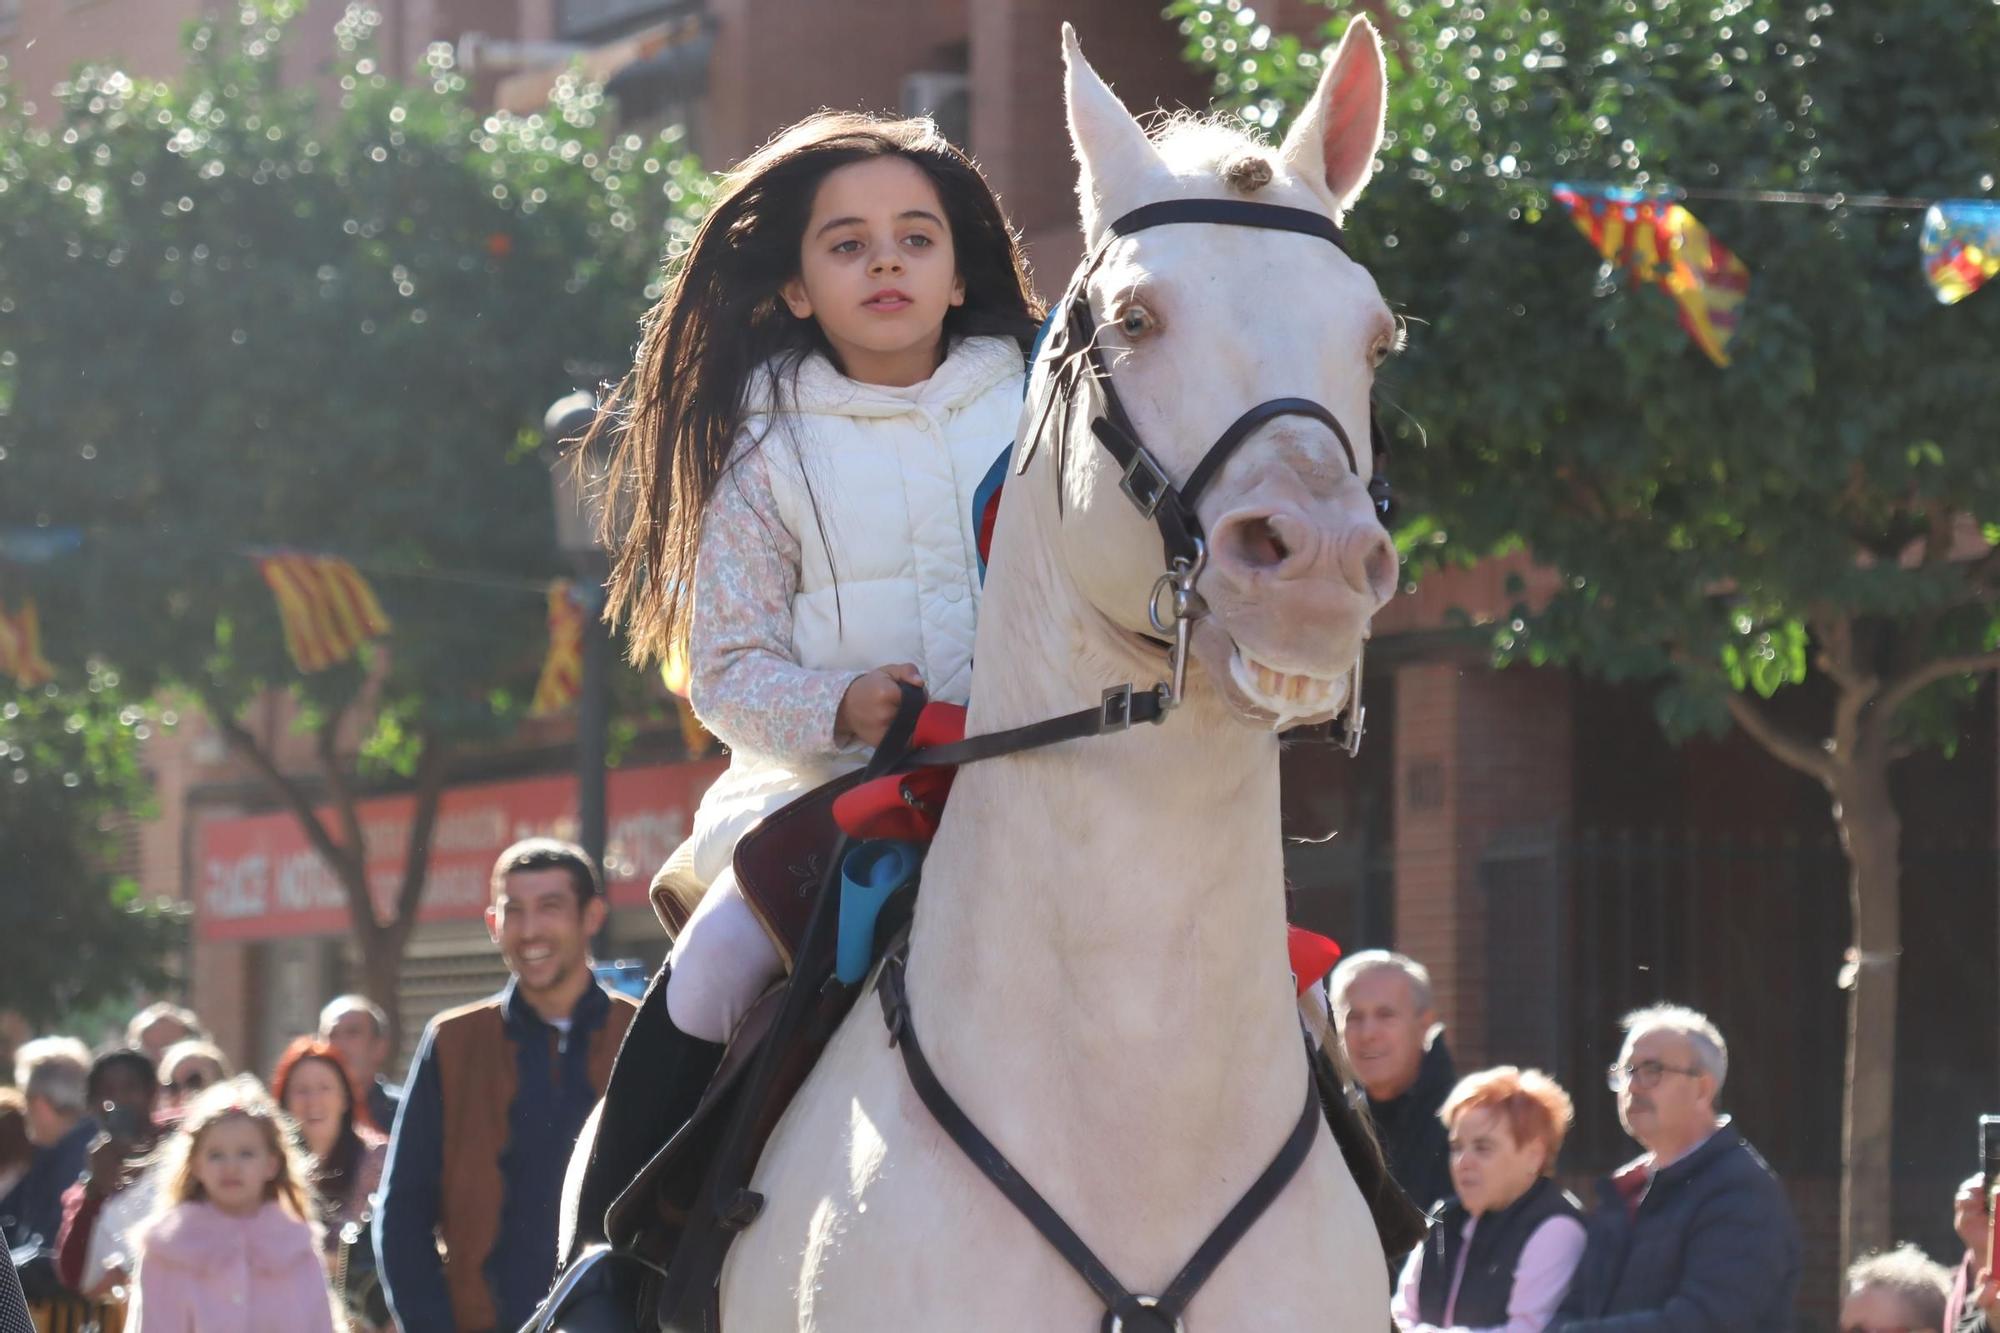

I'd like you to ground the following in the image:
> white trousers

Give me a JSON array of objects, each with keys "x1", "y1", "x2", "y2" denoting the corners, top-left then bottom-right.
[{"x1": 664, "y1": 867, "x2": 785, "y2": 1044}]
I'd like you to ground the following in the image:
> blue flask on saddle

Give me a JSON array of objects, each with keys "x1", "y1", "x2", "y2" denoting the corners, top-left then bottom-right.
[{"x1": 836, "y1": 839, "x2": 922, "y2": 985}]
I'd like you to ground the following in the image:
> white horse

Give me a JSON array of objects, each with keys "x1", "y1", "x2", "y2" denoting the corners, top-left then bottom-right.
[{"x1": 720, "y1": 20, "x2": 1401, "y2": 1331}]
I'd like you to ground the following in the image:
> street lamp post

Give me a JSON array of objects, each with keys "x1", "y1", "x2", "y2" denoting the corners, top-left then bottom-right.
[{"x1": 544, "y1": 392, "x2": 614, "y2": 897}]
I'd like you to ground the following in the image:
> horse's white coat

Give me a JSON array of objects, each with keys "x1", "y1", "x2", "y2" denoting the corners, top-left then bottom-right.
[{"x1": 719, "y1": 23, "x2": 1401, "y2": 1330}]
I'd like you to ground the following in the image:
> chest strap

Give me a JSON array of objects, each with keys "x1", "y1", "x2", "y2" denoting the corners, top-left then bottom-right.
[{"x1": 877, "y1": 947, "x2": 1321, "y2": 1332}]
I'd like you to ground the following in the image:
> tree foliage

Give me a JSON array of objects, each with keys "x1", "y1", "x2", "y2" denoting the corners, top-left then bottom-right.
[
  {"x1": 0, "y1": 1, "x2": 704, "y2": 739},
  {"x1": 1173, "y1": 0, "x2": 2000, "y2": 1265},
  {"x1": 0, "y1": 678, "x2": 181, "y2": 1025},
  {"x1": 0, "y1": 0, "x2": 709, "y2": 1036},
  {"x1": 1172, "y1": 0, "x2": 2000, "y2": 735}
]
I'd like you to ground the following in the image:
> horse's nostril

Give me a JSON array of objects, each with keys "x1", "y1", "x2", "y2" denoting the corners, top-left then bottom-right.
[
  {"x1": 1231, "y1": 517, "x2": 1289, "y2": 570},
  {"x1": 1362, "y1": 536, "x2": 1397, "y2": 597}
]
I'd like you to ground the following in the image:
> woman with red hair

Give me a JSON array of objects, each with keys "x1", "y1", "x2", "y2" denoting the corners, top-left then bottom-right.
[
  {"x1": 1392, "y1": 1066, "x2": 1587, "y2": 1332},
  {"x1": 270, "y1": 1038, "x2": 386, "y2": 1255}
]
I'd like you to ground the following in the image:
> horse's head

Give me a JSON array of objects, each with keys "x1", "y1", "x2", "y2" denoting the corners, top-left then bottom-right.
[{"x1": 1032, "y1": 21, "x2": 1397, "y2": 732}]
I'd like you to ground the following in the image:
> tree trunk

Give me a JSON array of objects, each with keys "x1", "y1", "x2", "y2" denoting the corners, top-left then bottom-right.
[
  {"x1": 360, "y1": 918, "x2": 414, "y2": 1058},
  {"x1": 206, "y1": 694, "x2": 451, "y2": 1060},
  {"x1": 369, "y1": 737, "x2": 452, "y2": 1056},
  {"x1": 1828, "y1": 749, "x2": 1902, "y2": 1271}
]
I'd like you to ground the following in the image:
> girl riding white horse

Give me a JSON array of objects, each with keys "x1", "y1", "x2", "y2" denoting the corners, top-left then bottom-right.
[{"x1": 713, "y1": 20, "x2": 1405, "y2": 1331}]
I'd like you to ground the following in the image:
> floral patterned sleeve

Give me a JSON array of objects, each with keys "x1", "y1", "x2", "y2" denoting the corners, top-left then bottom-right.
[{"x1": 687, "y1": 444, "x2": 864, "y2": 764}]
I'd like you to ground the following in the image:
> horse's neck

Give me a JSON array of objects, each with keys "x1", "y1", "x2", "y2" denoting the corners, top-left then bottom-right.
[{"x1": 903, "y1": 492, "x2": 1305, "y2": 1176}]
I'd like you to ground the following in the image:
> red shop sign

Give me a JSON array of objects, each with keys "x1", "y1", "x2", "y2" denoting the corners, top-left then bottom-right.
[{"x1": 195, "y1": 759, "x2": 725, "y2": 941}]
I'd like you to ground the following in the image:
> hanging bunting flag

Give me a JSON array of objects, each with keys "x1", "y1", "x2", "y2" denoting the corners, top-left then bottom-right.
[
  {"x1": 661, "y1": 637, "x2": 691, "y2": 697},
  {"x1": 0, "y1": 599, "x2": 55, "y2": 688},
  {"x1": 1920, "y1": 200, "x2": 2000, "y2": 305},
  {"x1": 531, "y1": 580, "x2": 585, "y2": 717},
  {"x1": 1552, "y1": 183, "x2": 1752, "y2": 367},
  {"x1": 253, "y1": 551, "x2": 392, "y2": 673},
  {"x1": 674, "y1": 698, "x2": 714, "y2": 756},
  {"x1": 658, "y1": 653, "x2": 714, "y2": 757}
]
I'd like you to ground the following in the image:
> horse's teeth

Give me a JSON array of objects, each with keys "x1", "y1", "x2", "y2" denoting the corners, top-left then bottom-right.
[{"x1": 1240, "y1": 654, "x2": 1337, "y2": 708}]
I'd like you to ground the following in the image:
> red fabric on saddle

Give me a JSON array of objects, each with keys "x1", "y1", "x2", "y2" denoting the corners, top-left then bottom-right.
[
  {"x1": 832, "y1": 702, "x2": 968, "y2": 843},
  {"x1": 1288, "y1": 925, "x2": 1343, "y2": 996},
  {"x1": 977, "y1": 480, "x2": 1003, "y2": 566}
]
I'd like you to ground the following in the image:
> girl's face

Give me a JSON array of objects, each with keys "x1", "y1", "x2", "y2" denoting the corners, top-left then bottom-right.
[
  {"x1": 782, "y1": 155, "x2": 964, "y2": 388},
  {"x1": 282, "y1": 1060, "x2": 347, "y2": 1156},
  {"x1": 193, "y1": 1116, "x2": 281, "y2": 1218},
  {"x1": 1448, "y1": 1105, "x2": 1547, "y2": 1216}
]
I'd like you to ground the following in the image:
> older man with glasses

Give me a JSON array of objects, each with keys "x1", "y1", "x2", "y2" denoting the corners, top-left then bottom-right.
[{"x1": 1551, "y1": 1004, "x2": 1802, "y2": 1331}]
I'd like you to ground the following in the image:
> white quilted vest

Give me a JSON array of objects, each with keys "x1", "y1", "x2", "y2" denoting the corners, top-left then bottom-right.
[{"x1": 675, "y1": 334, "x2": 1025, "y2": 892}]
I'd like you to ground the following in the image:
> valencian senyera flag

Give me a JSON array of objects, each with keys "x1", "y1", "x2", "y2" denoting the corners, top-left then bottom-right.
[
  {"x1": 531, "y1": 580, "x2": 585, "y2": 717},
  {"x1": 1552, "y1": 183, "x2": 1752, "y2": 367},
  {"x1": 253, "y1": 551, "x2": 391, "y2": 673},
  {"x1": 660, "y1": 646, "x2": 714, "y2": 757},
  {"x1": 1920, "y1": 200, "x2": 2000, "y2": 305},
  {"x1": 0, "y1": 598, "x2": 55, "y2": 688}
]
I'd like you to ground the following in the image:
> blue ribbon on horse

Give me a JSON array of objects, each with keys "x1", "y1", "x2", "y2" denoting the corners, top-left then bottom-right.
[
  {"x1": 971, "y1": 309, "x2": 1062, "y2": 585},
  {"x1": 836, "y1": 839, "x2": 924, "y2": 984}
]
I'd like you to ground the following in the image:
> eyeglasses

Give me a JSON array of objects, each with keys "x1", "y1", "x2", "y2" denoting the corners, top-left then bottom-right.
[
  {"x1": 1606, "y1": 1059, "x2": 1702, "y2": 1092},
  {"x1": 1842, "y1": 1325, "x2": 1914, "y2": 1333},
  {"x1": 166, "y1": 1072, "x2": 212, "y2": 1096}
]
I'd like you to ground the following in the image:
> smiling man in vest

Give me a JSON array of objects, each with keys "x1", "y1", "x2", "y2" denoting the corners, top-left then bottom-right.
[{"x1": 376, "y1": 837, "x2": 638, "y2": 1333}]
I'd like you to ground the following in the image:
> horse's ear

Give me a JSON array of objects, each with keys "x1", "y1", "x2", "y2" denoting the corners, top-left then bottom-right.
[
  {"x1": 1278, "y1": 16, "x2": 1387, "y2": 218},
  {"x1": 1062, "y1": 22, "x2": 1164, "y2": 243}
]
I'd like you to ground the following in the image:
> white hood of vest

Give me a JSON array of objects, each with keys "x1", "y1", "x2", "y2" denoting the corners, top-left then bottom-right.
[{"x1": 742, "y1": 335, "x2": 1024, "y2": 422}]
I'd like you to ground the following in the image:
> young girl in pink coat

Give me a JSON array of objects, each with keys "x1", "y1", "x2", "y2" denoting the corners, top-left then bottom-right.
[{"x1": 128, "y1": 1078, "x2": 337, "y2": 1333}]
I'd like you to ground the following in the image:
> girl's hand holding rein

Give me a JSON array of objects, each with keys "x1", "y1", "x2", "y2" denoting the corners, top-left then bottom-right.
[{"x1": 837, "y1": 663, "x2": 925, "y2": 747}]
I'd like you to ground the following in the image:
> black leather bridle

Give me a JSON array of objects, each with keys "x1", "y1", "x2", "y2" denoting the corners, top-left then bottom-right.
[
  {"x1": 1022, "y1": 197, "x2": 1394, "y2": 570},
  {"x1": 1018, "y1": 196, "x2": 1392, "y2": 753}
]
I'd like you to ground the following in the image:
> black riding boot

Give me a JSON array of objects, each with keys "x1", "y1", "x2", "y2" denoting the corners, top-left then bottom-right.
[{"x1": 562, "y1": 962, "x2": 726, "y2": 1265}]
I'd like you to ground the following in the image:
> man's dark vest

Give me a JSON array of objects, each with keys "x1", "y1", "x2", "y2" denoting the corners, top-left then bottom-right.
[{"x1": 1415, "y1": 1176, "x2": 1583, "y2": 1326}]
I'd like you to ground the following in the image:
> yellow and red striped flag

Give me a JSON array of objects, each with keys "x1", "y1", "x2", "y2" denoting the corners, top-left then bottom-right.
[
  {"x1": 531, "y1": 580, "x2": 585, "y2": 716},
  {"x1": 0, "y1": 599, "x2": 55, "y2": 688},
  {"x1": 659, "y1": 649, "x2": 713, "y2": 756},
  {"x1": 661, "y1": 637, "x2": 691, "y2": 698},
  {"x1": 253, "y1": 552, "x2": 392, "y2": 673},
  {"x1": 1552, "y1": 184, "x2": 1752, "y2": 367}
]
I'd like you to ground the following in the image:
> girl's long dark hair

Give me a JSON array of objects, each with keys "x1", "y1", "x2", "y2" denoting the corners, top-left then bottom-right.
[{"x1": 596, "y1": 112, "x2": 1043, "y2": 667}]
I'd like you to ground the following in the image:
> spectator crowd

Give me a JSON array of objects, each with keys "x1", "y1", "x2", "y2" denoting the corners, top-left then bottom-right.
[
  {"x1": 0, "y1": 863, "x2": 1993, "y2": 1331},
  {"x1": 1326, "y1": 948, "x2": 1998, "y2": 1333},
  {"x1": 1, "y1": 835, "x2": 631, "y2": 1332}
]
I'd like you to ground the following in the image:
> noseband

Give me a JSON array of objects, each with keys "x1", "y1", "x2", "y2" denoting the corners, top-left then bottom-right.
[{"x1": 1020, "y1": 197, "x2": 1394, "y2": 753}]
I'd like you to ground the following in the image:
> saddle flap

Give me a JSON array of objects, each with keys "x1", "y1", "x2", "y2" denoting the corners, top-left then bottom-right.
[
  {"x1": 734, "y1": 769, "x2": 871, "y2": 971},
  {"x1": 602, "y1": 981, "x2": 781, "y2": 1253},
  {"x1": 603, "y1": 972, "x2": 866, "y2": 1258}
]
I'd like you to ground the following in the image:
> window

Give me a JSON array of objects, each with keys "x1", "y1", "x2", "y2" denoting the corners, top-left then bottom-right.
[
  {"x1": 901, "y1": 71, "x2": 970, "y2": 151},
  {"x1": 556, "y1": 0, "x2": 690, "y2": 43}
]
